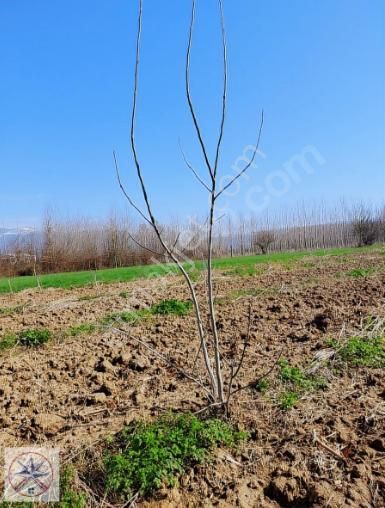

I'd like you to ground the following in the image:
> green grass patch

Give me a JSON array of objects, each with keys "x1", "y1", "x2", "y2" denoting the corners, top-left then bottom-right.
[
  {"x1": 332, "y1": 335, "x2": 385, "y2": 367},
  {"x1": 215, "y1": 286, "x2": 277, "y2": 305},
  {"x1": 102, "y1": 309, "x2": 150, "y2": 325},
  {"x1": 150, "y1": 299, "x2": 192, "y2": 316},
  {"x1": 185, "y1": 267, "x2": 201, "y2": 282},
  {"x1": 347, "y1": 268, "x2": 375, "y2": 278},
  {"x1": 0, "y1": 328, "x2": 51, "y2": 351},
  {"x1": 67, "y1": 323, "x2": 97, "y2": 336},
  {"x1": 301, "y1": 261, "x2": 316, "y2": 268},
  {"x1": 0, "y1": 245, "x2": 379, "y2": 294},
  {"x1": 104, "y1": 413, "x2": 246, "y2": 500},
  {"x1": 224, "y1": 265, "x2": 255, "y2": 277},
  {"x1": 103, "y1": 299, "x2": 192, "y2": 325}
]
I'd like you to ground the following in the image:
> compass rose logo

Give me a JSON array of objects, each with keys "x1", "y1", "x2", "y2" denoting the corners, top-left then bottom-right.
[{"x1": 4, "y1": 448, "x2": 59, "y2": 502}]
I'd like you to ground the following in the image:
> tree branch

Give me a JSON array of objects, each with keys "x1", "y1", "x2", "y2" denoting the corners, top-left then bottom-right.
[
  {"x1": 215, "y1": 110, "x2": 264, "y2": 199},
  {"x1": 213, "y1": 0, "x2": 227, "y2": 180},
  {"x1": 179, "y1": 140, "x2": 211, "y2": 192},
  {"x1": 185, "y1": 0, "x2": 214, "y2": 182},
  {"x1": 231, "y1": 345, "x2": 284, "y2": 396},
  {"x1": 113, "y1": 150, "x2": 152, "y2": 227}
]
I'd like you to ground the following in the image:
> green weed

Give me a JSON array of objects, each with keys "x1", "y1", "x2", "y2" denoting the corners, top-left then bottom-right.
[
  {"x1": 17, "y1": 328, "x2": 52, "y2": 346},
  {"x1": 347, "y1": 268, "x2": 374, "y2": 278},
  {"x1": 67, "y1": 323, "x2": 97, "y2": 336},
  {"x1": 102, "y1": 309, "x2": 150, "y2": 325},
  {"x1": 104, "y1": 413, "x2": 246, "y2": 499},
  {"x1": 277, "y1": 359, "x2": 327, "y2": 410},
  {"x1": 278, "y1": 359, "x2": 326, "y2": 390},
  {"x1": 253, "y1": 378, "x2": 269, "y2": 393},
  {"x1": 103, "y1": 299, "x2": 192, "y2": 326},
  {"x1": 0, "y1": 329, "x2": 52, "y2": 350},
  {"x1": 59, "y1": 466, "x2": 87, "y2": 508},
  {"x1": 278, "y1": 391, "x2": 299, "y2": 410},
  {"x1": 335, "y1": 336, "x2": 385, "y2": 367},
  {"x1": 150, "y1": 299, "x2": 192, "y2": 316},
  {"x1": 0, "y1": 332, "x2": 17, "y2": 350}
]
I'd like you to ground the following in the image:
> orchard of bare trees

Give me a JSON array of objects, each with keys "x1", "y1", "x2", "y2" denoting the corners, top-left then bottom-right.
[{"x1": 1, "y1": 202, "x2": 383, "y2": 278}]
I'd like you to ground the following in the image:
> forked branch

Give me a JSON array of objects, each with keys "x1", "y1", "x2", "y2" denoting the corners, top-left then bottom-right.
[{"x1": 215, "y1": 110, "x2": 264, "y2": 199}]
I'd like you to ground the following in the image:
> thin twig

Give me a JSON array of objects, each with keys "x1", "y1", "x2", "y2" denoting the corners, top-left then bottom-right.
[
  {"x1": 113, "y1": 150, "x2": 152, "y2": 227},
  {"x1": 312, "y1": 430, "x2": 347, "y2": 464},
  {"x1": 231, "y1": 345, "x2": 284, "y2": 396},
  {"x1": 179, "y1": 140, "x2": 211, "y2": 192},
  {"x1": 226, "y1": 303, "x2": 252, "y2": 407}
]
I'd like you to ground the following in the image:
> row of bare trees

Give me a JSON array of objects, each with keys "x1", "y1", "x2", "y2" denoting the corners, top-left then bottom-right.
[{"x1": 1, "y1": 203, "x2": 384, "y2": 278}]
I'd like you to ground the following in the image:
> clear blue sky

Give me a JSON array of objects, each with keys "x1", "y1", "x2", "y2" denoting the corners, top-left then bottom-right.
[{"x1": 0, "y1": 0, "x2": 384, "y2": 228}]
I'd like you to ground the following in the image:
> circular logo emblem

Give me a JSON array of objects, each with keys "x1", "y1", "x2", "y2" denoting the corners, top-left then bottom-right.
[{"x1": 8, "y1": 451, "x2": 53, "y2": 498}]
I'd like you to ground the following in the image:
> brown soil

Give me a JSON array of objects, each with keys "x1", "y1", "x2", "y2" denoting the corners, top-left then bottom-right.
[{"x1": 1, "y1": 250, "x2": 385, "y2": 507}]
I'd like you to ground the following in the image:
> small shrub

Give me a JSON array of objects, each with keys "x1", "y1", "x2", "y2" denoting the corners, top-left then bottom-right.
[
  {"x1": 17, "y1": 328, "x2": 51, "y2": 347},
  {"x1": 278, "y1": 391, "x2": 299, "y2": 410},
  {"x1": 119, "y1": 291, "x2": 129, "y2": 298},
  {"x1": 336, "y1": 336, "x2": 385, "y2": 367},
  {"x1": 67, "y1": 323, "x2": 97, "y2": 336},
  {"x1": 150, "y1": 299, "x2": 192, "y2": 316},
  {"x1": 104, "y1": 413, "x2": 246, "y2": 499}
]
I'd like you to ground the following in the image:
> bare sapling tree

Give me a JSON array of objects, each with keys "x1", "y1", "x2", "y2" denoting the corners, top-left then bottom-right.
[
  {"x1": 113, "y1": 0, "x2": 264, "y2": 411},
  {"x1": 351, "y1": 205, "x2": 379, "y2": 247},
  {"x1": 253, "y1": 230, "x2": 275, "y2": 255}
]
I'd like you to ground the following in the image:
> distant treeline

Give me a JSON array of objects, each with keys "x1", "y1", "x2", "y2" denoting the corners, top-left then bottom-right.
[{"x1": 1, "y1": 203, "x2": 384, "y2": 277}]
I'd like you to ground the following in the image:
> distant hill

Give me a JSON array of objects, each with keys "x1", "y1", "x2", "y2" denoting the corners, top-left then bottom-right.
[{"x1": 0, "y1": 228, "x2": 41, "y2": 253}]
